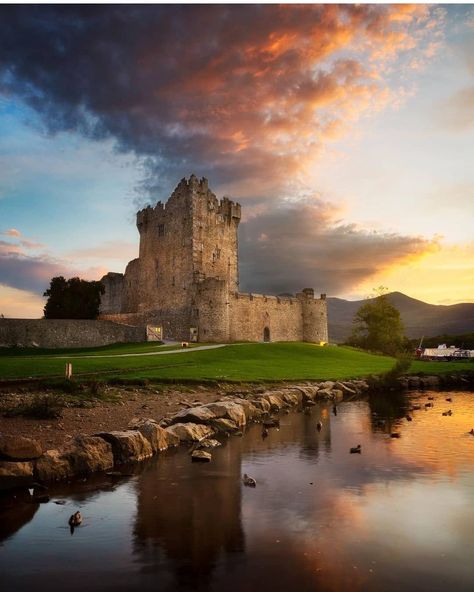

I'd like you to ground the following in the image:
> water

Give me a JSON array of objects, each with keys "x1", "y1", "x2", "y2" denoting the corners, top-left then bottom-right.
[{"x1": 1, "y1": 390, "x2": 473, "y2": 592}]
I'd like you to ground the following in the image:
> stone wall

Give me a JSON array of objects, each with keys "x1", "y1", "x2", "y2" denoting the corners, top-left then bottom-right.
[
  {"x1": 0, "y1": 319, "x2": 146, "y2": 349},
  {"x1": 228, "y1": 293, "x2": 303, "y2": 342}
]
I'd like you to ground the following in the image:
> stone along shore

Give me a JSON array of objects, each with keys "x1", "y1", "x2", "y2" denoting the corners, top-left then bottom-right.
[{"x1": 0, "y1": 379, "x2": 367, "y2": 489}]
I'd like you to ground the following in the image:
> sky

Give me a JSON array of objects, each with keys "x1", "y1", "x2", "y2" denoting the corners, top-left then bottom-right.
[{"x1": 0, "y1": 3, "x2": 472, "y2": 317}]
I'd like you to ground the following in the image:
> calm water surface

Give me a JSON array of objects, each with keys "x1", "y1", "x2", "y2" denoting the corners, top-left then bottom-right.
[{"x1": 1, "y1": 390, "x2": 473, "y2": 592}]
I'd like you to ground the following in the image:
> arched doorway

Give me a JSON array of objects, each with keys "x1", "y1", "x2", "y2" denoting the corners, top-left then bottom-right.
[{"x1": 263, "y1": 326, "x2": 270, "y2": 342}]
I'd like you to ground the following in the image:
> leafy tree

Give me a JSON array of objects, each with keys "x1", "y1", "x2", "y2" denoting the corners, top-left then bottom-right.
[
  {"x1": 43, "y1": 276, "x2": 104, "y2": 319},
  {"x1": 348, "y1": 287, "x2": 407, "y2": 355}
]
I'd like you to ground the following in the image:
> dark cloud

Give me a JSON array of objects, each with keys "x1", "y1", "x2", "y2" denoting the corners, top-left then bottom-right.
[
  {"x1": 0, "y1": 4, "x2": 434, "y2": 197},
  {"x1": 238, "y1": 199, "x2": 437, "y2": 295},
  {"x1": 0, "y1": 251, "x2": 69, "y2": 293}
]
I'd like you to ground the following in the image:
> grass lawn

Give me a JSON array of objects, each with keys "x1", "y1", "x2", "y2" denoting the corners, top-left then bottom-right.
[
  {"x1": 0, "y1": 342, "x2": 396, "y2": 383},
  {"x1": 409, "y1": 359, "x2": 474, "y2": 375}
]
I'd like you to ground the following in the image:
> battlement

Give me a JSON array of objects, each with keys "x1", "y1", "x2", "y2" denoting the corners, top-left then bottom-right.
[{"x1": 136, "y1": 175, "x2": 241, "y2": 233}]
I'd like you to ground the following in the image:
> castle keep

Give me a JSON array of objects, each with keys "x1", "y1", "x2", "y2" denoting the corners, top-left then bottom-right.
[{"x1": 100, "y1": 175, "x2": 328, "y2": 343}]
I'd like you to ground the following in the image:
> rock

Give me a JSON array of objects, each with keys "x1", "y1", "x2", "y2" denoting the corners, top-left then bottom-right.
[
  {"x1": 197, "y1": 439, "x2": 222, "y2": 449},
  {"x1": 227, "y1": 398, "x2": 260, "y2": 421},
  {"x1": 408, "y1": 377, "x2": 421, "y2": 388},
  {"x1": 283, "y1": 391, "x2": 302, "y2": 406},
  {"x1": 250, "y1": 398, "x2": 271, "y2": 413},
  {"x1": 210, "y1": 418, "x2": 240, "y2": 434},
  {"x1": 295, "y1": 386, "x2": 318, "y2": 402},
  {"x1": 331, "y1": 389, "x2": 344, "y2": 400},
  {"x1": 128, "y1": 418, "x2": 178, "y2": 452},
  {"x1": 204, "y1": 401, "x2": 247, "y2": 428},
  {"x1": 65, "y1": 435, "x2": 114, "y2": 475},
  {"x1": 316, "y1": 388, "x2": 334, "y2": 399},
  {"x1": 165, "y1": 422, "x2": 215, "y2": 442},
  {"x1": 334, "y1": 382, "x2": 357, "y2": 395},
  {"x1": 169, "y1": 406, "x2": 217, "y2": 425},
  {"x1": 261, "y1": 393, "x2": 285, "y2": 411},
  {"x1": 0, "y1": 434, "x2": 42, "y2": 461},
  {"x1": 95, "y1": 431, "x2": 153, "y2": 464},
  {"x1": 422, "y1": 375, "x2": 440, "y2": 387},
  {"x1": 34, "y1": 450, "x2": 73, "y2": 482},
  {"x1": 0, "y1": 460, "x2": 34, "y2": 479},
  {"x1": 191, "y1": 450, "x2": 211, "y2": 463},
  {"x1": 319, "y1": 381, "x2": 335, "y2": 390}
]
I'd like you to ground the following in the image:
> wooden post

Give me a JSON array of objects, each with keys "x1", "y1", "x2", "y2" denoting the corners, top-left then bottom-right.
[{"x1": 65, "y1": 363, "x2": 72, "y2": 379}]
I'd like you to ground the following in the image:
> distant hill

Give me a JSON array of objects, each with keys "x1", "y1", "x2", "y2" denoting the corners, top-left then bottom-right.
[{"x1": 328, "y1": 292, "x2": 474, "y2": 342}]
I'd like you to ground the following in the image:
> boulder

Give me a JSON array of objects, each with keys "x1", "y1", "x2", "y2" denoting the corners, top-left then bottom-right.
[
  {"x1": 128, "y1": 418, "x2": 179, "y2": 452},
  {"x1": 191, "y1": 450, "x2": 212, "y2": 463},
  {"x1": 204, "y1": 401, "x2": 246, "y2": 428},
  {"x1": 421, "y1": 375, "x2": 440, "y2": 387},
  {"x1": 197, "y1": 439, "x2": 222, "y2": 449},
  {"x1": 334, "y1": 382, "x2": 357, "y2": 395},
  {"x1": 210, "y1": 418, "x2": 240, "y2": 434},
  {"x1": 0, "y1": 460, "x2": 34, "y2": 479},
  {"x1": 316, "y1": 388, "x2": 334, "y2": 399},
  {"x1": 35, "y1": 450, "x2": 73, "y2": 482},
  {"x1": 169, "y1": 406, "x2": 216, "y2": 425},
  {"x1": 261, "y1": 393, "x2": 285, "y2": 411},
  {"x1": 165, "y1": 422, "x2": 215, "y2": 442},
  {"x1": 250, "y1": 398, "x2": 271, "y2": 413},
  {"x1": 227, "y1": 398, "x2": 260, "y2": 421},
  {"x1": 283, "y1": 392, "x2": 302, "y2": 406},
  {"x1": 0, "y1": 434, "x2": 42, "y2": 461},
  {"x1": 319, "y1": 381, "x2": 335, "y2": 390},
  {"x1": 64, "y1": 435, "x2": 114, "y2": 475},
  {"x1": 331, "y1": 389, "x2": 344, "y2": 401},
  {"x1": 95, "y1": 430, "x2": 153, "y2": 464}
]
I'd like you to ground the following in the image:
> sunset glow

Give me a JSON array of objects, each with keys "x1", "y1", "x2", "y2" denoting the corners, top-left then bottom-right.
[{"x1": 0, "y1": 4, "x2": 472, "y2": 317}]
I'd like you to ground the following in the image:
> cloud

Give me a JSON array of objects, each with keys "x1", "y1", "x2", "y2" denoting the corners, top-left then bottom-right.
[
  {"x1": 0, "y1": 5, "x2": 443, "y2": 199},
  {"x1": 0, "y1": 239, "x2": 107, "y2": 294},
  {"x1": 437, "y1": 86, "x2": 474, "y2": 131},
  {"x1": 3, "y1": 228, "x2": 21, "y2": 237},
  {"x1": 238, "y1": 198, "x2": 438, "y2": 295}
]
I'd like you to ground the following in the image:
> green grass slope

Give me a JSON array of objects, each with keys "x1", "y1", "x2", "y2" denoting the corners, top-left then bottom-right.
[{"x1": 0, "y1": 343, "x2": 395, "y2": 383}]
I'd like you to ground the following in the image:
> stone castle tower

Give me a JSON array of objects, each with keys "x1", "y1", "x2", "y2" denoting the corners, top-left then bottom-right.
[{"x1": 100, "y1": 175, "x2": 328, "y2": 343}]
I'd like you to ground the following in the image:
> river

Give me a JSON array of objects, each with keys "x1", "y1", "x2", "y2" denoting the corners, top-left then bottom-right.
[{"x1": 1, "y1": 389, "x2": 473, "y2": 592}]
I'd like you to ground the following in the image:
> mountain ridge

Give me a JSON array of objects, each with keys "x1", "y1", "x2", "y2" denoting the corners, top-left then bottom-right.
[{"x1": 327, "y1": 292, "x2": 474, "y2": 342}]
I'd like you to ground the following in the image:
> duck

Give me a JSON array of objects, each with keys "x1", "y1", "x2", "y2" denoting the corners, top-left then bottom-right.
[
  {"x1": 428, "y1": 396, "x2": 434, "y2": 401},
  {"x1": 390, "y1": 432, "x2": 401, "y2": 438},
  {"x1": 405, "y1": 415, "x2": 413, "y2": 422},
  {"x1": 242, "y1": 473, "x2": 257, "y2": 487},
  {"x1": 412, "y1": 405, "x2": 421, "y2": 411},
  {"x1": 469, "y1": 429, "x2": 474, "y2": 436},
  {"x1": 442, "y1": 410, "x2": 453, "y2": 416},
  {"x1": 350, "y1": 444, "x2": 361, "y2": 454},
  {"x1": 446, "y1": 397, "x2": 452, "y2": 402},
  {"x1": 262, "y1": 426, "x2": 269, "y2": 439},
  {"x1": 424, "y1": 402, "x2": 433, "y2": 408},
  {"x1": 316, "y1": 421, "x2": 323, "y2": 432},
  {"x1": 68, "y1": 511, "x2": 82, "y2": 528}
]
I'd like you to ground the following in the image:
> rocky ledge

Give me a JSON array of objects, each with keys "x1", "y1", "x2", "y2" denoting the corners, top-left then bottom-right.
[{"x1": 0, "y1": 380, "x2": 366, "y2": 490}]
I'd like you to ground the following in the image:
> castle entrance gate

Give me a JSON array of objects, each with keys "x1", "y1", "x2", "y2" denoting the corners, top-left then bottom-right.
[
  {"x1": 147, "y1": 325, "x2": 163, "y2": 341},
  {"x1": 263, "y1": 326, "x2": 270, "y2": 342}
]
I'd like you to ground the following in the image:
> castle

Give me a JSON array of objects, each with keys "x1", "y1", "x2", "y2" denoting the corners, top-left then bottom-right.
[{"x1": 99, "y1": 175, "x2": 328, "y2": 343}]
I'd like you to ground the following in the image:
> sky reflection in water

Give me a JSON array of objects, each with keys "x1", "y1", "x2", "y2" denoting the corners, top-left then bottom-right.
[{"x1": 0, "y1": 390, "x2": 473, "y2": 592}]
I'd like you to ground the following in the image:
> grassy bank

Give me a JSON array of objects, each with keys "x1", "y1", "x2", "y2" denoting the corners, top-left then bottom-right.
[{"x1": 0, "y1": 342, "x2": 395, "y2": 383}]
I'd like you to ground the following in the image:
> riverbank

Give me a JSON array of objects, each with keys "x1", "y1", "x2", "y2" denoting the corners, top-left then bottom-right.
[{"x1": 1, "y1": 370, "x2": 473, "y2": 490}]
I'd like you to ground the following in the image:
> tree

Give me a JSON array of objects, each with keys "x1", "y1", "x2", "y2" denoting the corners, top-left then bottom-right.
[
  {"x1": 348, "y1": 287, "x2": 406, "y2": 355},
  {"x1": 43, "y1": 276, "x2": 105, "y2": 319}
]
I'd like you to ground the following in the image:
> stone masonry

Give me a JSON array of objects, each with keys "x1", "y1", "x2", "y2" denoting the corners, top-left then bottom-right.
[{"x1": 100, "y1": 175, "x2": 328, "y2": 343}]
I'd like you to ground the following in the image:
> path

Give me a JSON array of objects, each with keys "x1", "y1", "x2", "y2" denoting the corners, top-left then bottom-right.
[{"x1": 52, "y1": 343, "x2": 228, "y2": 360}]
